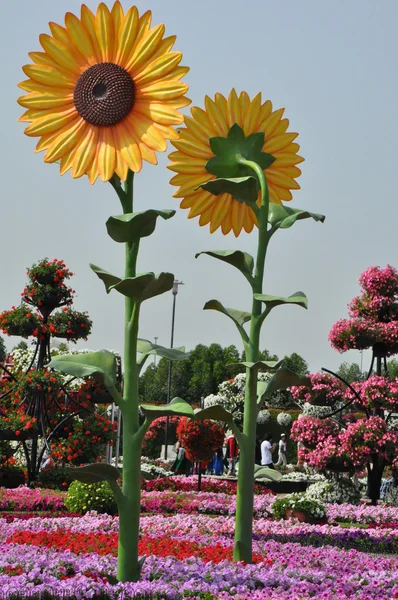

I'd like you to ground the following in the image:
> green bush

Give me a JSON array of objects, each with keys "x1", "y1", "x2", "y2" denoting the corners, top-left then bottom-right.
[
  {"x1": 271, "y1": 492, "x2": 326, "y2": 522},
  {"x1": 35, "y1": 467, "x2": 73, "y2": 490},
  {"x1": 65, "y1": 480, "x2": 117, "y2": 515}
]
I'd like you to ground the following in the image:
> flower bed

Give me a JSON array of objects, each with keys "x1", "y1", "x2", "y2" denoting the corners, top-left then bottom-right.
[
  {"x1": 0, "y1": 513, "x2": 397, "y2": 598},
  {"x1": 0, "y1": 487, "x2": 65, "y2": 512},
  {"x1": 142, "y1": 475, "x2": 273, "y2": 495}
]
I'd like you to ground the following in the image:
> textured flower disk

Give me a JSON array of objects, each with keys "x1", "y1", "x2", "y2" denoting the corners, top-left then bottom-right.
[
  {"x1": 18, "y1": 2, "x2": 190, "y2": 182},
  {"x1": 168, "y1": 89, "x2": 304, "y2": 236}
]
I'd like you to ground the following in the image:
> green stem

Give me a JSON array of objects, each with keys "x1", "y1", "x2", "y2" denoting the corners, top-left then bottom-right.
[
  {"x1": 233, "y1": 159, "x2": 270, "y2": 563},
  {"x1": 111, "y1": 170, "x2": 143, "y2": 582}
]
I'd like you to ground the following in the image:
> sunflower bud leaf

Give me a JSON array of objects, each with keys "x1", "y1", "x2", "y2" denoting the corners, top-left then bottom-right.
[{"x1": 106, "y1": 209, "x2": 176, "y2": 243}]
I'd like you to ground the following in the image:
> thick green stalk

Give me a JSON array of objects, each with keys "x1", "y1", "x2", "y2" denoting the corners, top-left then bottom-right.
[
  {"x1": 234, "y1": 159, "x2": 270, "y2": 562},
  {"x1": 113, "y1": 171, "x2": 143, "y2": 582}
]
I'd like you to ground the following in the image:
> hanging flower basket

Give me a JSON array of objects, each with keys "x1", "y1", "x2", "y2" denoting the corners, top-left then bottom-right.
[
  {"x1": 48, "y1": 308, "x2": 92, "y2": 342},
  {"x1": 27, "y1": 258, "x2": 73, "y2": 286},
  {"x1": 0, "y1": 429, "x2": 34, "y2": 441},
  {"x1": 77, "y1": 379, "x2": 113, "y2": 405},
  {"x1": 0, "y1": 305, "x2": 43, "y2": 338},
  {"x1": 23, "y1": 283, "x2": 74, "y2": 313}
]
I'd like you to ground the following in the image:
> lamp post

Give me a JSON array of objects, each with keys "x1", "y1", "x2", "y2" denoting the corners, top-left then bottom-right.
[
  {"x1": 154, "y1": 336, "x2": 158, "y2": 366},
  {"x1": 164, "y1": 280, "x2": 184, "y2": 460},
  {"x1": 197, "y1": 395, "x2": 205, "y2": 492}
]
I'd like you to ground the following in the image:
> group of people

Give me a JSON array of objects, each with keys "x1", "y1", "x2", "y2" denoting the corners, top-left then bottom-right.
[{"x1": 171, "y1": 430, "x2": 289, "y2": 477}]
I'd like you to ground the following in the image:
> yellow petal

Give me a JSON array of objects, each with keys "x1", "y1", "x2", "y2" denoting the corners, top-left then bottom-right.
[
  {"x1": 189, "y1": 192, "x2": 215, "y2": 218},
  {"x1": 126, "y1": 24, "x2": 165, "y2": 73},
  {"x1": 24, "y1": 106, "x2": 77, "y2": 136},
  {"x1": 18, "y1": 89, "x2": 73, "y2": 110},
  {"x1": 22, "y1": 64, "x2": 74, "y2": 88},
  {"x1": 273, "y1": 152, "x2": 304, "y2": 167},
  {"x1": 39, "y1": 34, "x2": 81, "y2": 74},
  {"x1": 183, "y1": 115, "x2": 214, "y2": 145},
  {"x1": 231, "y1": 200, "x2": 244, "y2": 237},
  {"x1": 35, "y1": 130, "x2": 63, "y2": 153},
  {"x1": 167, "y1": 159, "x2": 206, "y2": 174},
  {"x1": 59, "y1": 148, "x2": 76, "y2": 175},
  {"x1": 138, "y1": 80, "x2": 188, "y2": 101},
  {"x1": 243, "y1": 92, "x2": 262, "y2": 135},
  {"x1": 261, "y1": 107, "x2": 285, "y2": 138},
  {"x1": 239, "y1": 91, "x2": 251, "y2": 123},
  {"x1": 65, "y1": 12, "x2": 97, "y2": 66},
  {"x1": 116, "y1": 123, "x2": 142, "y2": 172},
  {"x1": 274, "y1": 118, "x2": 289, "y2": 136},
  {"x1": 134, "y1": 99, "x2": 183, "y2": 126},
  {"x1": 114, "y1": 148, "x2": 129, "y2": 181},
  {"x1": 269, "y1": 183, "x2": 293, "y2": 202},
  {"x1": 125, "y1": 112, "x2": 167, "y2": 152},
  {"x1": 210, "y1": 195, "x2": 232, "y2": 233},
  {"x1": 28, "y1": 52, "x2": 58, "y2": 69},
  {"x1": 111, "y1": 1, "x2": 124, "y2": 36},
  {"x1": 95, "y1": 3, "x2": 115, "y2": 62},
  {"x1": 72, "y1": 126, "x2": 98, "y2": 178},
  {"x1": 115, "y1": 6, "x2": 139, "y2": 66},
  {"x1": 136, "y1": 11, "x2": 152, "y2": 44},
  {"x1": 97, "y1": 127, "x2": 116, "y2": 181},
  {"x1": 171, "y1": 174, "x2": 213, "y2": 198},
  {"x1": 214, "y1": 93, "x2": 231, "y2": 129},
  {"x1": 204, "y1": 95, "x2": 229, "y2": 136},
  {"x1": 80, "y1": 5, "x2": 102, "y2": 62},
  {"x1": 243, "y1": 204, "x2": 255, "y2": 233},
  {"x1": 228, "y1": 89, "x2": 241, "y2": 128},
  {"x1": 190, "y1": 106, "x2": 219, "y2": 137},
  {"x1": 266, "y1": 170, "x2": 300, "y2": 190},
  {"x1": 268, "y1": 165, "x2": 301, "y2": 179},
  {"x1": 221, "y1": 211, "x2": 232, "y2": 235},
  {"x1": 180, "y1": 196, "x2": 195, "y2": 209},
  {"x1": 198, "y1": 204, "x2": 214, "y2": 227},
  {"x1": 172, "y1": 138, "x2": 212, "y2": 159},
  {"x1": 133, "y1": 52, "x2": 182, "y2": 86},
  {"x1": 44, "y1": 118, "x2": 86, "y2": 162},
  {"x1": 155, "y1": 123, "x2": 180, "y2": 140},
  {"x1": 263, "y1": 132, "x2": 298, "y2": 154}
]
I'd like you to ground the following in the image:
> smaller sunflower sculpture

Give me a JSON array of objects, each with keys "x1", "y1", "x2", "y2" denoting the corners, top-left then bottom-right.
[
  {"x1": 168, "y1": 89, "x2": 304, "y2": 236},
  {"x1": 18, "y1": 2, "x2": 190, "y2": 183}
]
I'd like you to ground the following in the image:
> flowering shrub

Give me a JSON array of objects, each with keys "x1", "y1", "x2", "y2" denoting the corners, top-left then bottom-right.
[
  {"x1": 329, "y1": 265, "x2": 398, "y2": 355},
  {"x1": 340, "y1": 416, "x2": 398, "y2": 469},
  {"x1": 19, "y1": 368, "x2": 63, "y2": 398},
  {"x1": 290, "y1": 416, "x2": 338, "y2": 449},
  {"x1": 142, "y1": 416, "x2": 181, "y2": 459},
  {"x1": 257, "y1": 409, "x2": 271, "y2": 424},
  {"x1": 23, "y1": 282, "x2": 74, "y2": 312},
  {"x1": 77, "y1": 378, "x2": 113, "y2": 405},
  {"x1": 271, "y1": 492, "x2": 326, "y2": 522},
  {"x1": 344, "y1": 376, "x2": 398, "y2": 411},
  {"x1": 0, "y1": 487, "x2": 65, "y2": 511},
  {"x1": 141, "y1": 475, "x2": 273, "y2": 495},
  {"x1": 48, "y1": 308, "x2": 92, "y2": 342},
  {"x1": 276, "y1": 412, "x2": 292, "y2": 426},
  {"x1": 291, "y1": 372, "x2": 345, "y2": 408},
  {"x1": 176, "y1": 417, "x2": 224, "y2": 462},
  {"x1": 306, "y1": 479, "x2": 361, "y2": 505},
  {"x1": 0, "y1": 305, "x2": 43, "y2": 338},
  {"x1": 65, "y1": 481, "x2": 117, "y2": 515}
]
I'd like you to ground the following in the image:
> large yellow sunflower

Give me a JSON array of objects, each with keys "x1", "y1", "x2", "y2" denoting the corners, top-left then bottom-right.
[
  {"x1": 18, "y1": 2, "x2": 190, "y2": 183},
  {"x1": 168, "y1": 90, "x2": 303, "y2": 236}
]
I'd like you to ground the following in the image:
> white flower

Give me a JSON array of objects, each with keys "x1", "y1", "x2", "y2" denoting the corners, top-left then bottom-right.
[
  {"x1": 277, "y1": 412, "x2": 293, "y2": 426},
  {"x1": 257, "y1": 409, "x2": 271, "y2": 424}
]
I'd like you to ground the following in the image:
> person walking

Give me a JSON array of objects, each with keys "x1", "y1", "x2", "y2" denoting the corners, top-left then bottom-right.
[
  {"x1": 225, "y1": 430, "x2": 239, "y2": 476},
  {"x1": 260, "y1": 433, "x2": 276, "y2": 469},
  {"x1": 213, "y1": 447, "x2": 225, "y2": 476},
  {"x1": 171, "y1": 440, "x2": 191, "y2": 475},
  {"x1": 275, "y1": 434, "x2": 288, "y2": 467}
]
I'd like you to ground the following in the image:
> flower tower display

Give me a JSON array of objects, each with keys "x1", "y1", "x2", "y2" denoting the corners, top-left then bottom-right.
[
  {"x1": 0, "y1": 259, "x2": 94, "y2": 482},
  {"x1": 168, "y1": 92, "x2": 323, "y2": 562}
]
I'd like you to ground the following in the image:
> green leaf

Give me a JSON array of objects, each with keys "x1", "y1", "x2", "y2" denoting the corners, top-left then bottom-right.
[
  {"x1": 254, "y1": 466, "x2": 283, "y2": 482},
  {"x1": 140, "y1": 397, "x2": 195, "y2": 419},
  {"x1": 198, "y1": 176, "x2": 259, "y2": 205},
  {"x1": 261, "y1": 368, "x2": 311, "y2": 398},
  {"x1": 106, "y1": 210, "x2": 176, "y2": 243},
  {"x1": 254, "y1": 292, "x2": 308, "y2": 311},
  {"x1": 90, "y1": 264, "x2": 121, "y2": 293},
  {"x1": 229, "y1": 360, "x2": 284, "y2": 371},
  {"x1": 109, "y1": 273, "x2": 155, "y2": 299},
  {"x1": 268, "y1": 205, "x2": 325, "y2": 230},
  {"x1": 195, "y1": 250, "x2": 254, "y2": 284},
  {"x1": 137, "y1": 339, "x2": 190, "y2": 361},
  {"x1": 141, "y1": 469, "x2": 158, "y2": 481},
  {"x1": 65, "y1": 463, "x2": 120, "y2": 484},
  {"x1": 48, "y1": 350, "x2": 117, "y2": 387},
  {"x1": 194, "y1": 405, "x2": 235, "y2": 426},
  {"x1": 206, "y1": 124, "x2": 275, "y2": 180},
  {"x1": 141, "y1": 273, "x2": 174, "y2": 301},
  {"x1": 203, "y1": 300, "x2": 251, "y2": 328}
]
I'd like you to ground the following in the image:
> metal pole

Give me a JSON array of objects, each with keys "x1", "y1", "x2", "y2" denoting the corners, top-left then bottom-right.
[
  {"x1": 106, "y1": 403, "x2": 115, "y2": 464},
  {"x1": 197, "y1": 396, "x2": 204, "y2": 492},
  {"x1": 164, "y1": 281, "x2": 183, "y2": 460},
  {"x1": 115, "y1": 409, "x2": 122, "y2": 467}
]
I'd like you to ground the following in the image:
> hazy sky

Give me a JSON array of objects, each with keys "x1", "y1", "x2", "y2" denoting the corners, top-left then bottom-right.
[{"x1": 1, "y1": 0, "x2": 397, "y2": 376}]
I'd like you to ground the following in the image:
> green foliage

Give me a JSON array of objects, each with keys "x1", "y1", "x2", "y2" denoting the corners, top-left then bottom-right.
[
  {"x1": 12, "y1": 340, "x2": 28, "y2": 352},
  {"x1": 337, "y1": 362, "x2": 364, "y2": 383},
  {"x1": 66, "y1": 463, "x2": 120, "y2": 484},
  {"x1": 65, "y1": 480, "x2": 117, "y2": 515},
  {"x1": 0, "y1": 336, "x2": 6, "y2": 363},
  {"x1": 271, "y1": 492, "x2": 326, "y2": 521},
  {"x1": 387, "y1": 359, "x2": 398, "y2": 379},
  {"x1": 281, "y1": 352, "x2": 309, "y2": 377},
  {"x1": 35, "y1": 467, "x2": 73, "y2": 490}
]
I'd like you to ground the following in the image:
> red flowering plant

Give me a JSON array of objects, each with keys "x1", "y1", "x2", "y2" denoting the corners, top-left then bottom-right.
[
  {"x1": 27, "y1": 258, "x2": 73, "y2": 286},
  {"x1": 19, "y1": 368, "x2": 64, "y2": 399},
  {"x1": 291, "y1": 372, "x2": 345, "y2": 407},
  {"x1": 176, "y1": 417, "x2": 224, "y2": 462},
  {"x1": 50, "y1": 411, "x2": 116, "y2": 465},
  {"x1": 329, "y1": 265, "x2": 398, "y2": 356},
  {"x1": 48, "y1": 308, "x2": 92, "y2": 343},
  {"x1": 77, "y1": 377, "x2": 114, "y2": 406},
  {"x1": 290, "y1": 416, "x2": 338, "y2": 450},
  {"x1": 340, "y1": 416, "x2": 398, "y2": 470},
  {"x1": 23, "y1": 282, "x2": 74, "y2": 313},
  {"x1": 142, "y1": 416, "x2": 181, "y2": 459},
  {"x1": 0, "y1": 305, "x2": 43, "y2": 338},
  {"x1": 344, "y1": 376, "x2": 398, "y2": 412}
]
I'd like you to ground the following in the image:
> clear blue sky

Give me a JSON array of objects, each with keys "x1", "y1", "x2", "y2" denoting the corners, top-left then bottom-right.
[{"x1": 1, "y1": 0, "x2": 397, "y2": 375}]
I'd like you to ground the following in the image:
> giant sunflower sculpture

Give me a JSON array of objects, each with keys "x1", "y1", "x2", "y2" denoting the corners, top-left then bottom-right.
[
  {"x1": 18, "y1": 2, "x2": 190, "y2": 183},
  {"x1": 168, "y1": 89, "x2": 303, "y2": 236}
]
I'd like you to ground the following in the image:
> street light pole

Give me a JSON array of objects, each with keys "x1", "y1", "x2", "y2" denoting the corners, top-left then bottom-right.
[
  {"x1": 164, "y1": 280, "x2": 184, "y2": 460},
  {"x1": 154, "y1": 336, "x2": 158, "y2": 366}
]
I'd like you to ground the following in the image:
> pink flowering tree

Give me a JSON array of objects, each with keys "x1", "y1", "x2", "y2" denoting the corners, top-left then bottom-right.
[{"x1": 292, "y1": 266, "x2": 398, "y2": 504}]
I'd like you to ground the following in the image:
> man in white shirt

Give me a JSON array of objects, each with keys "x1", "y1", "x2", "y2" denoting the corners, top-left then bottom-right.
[
  {"x1": 275, "y1": 434, "x2": 287, "y2": 466},
  {"x1": 260, "y1": 434, "x2": 276, "y2": 468}
]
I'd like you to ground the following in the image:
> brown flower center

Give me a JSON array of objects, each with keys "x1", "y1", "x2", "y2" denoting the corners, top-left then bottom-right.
[{"x1": 74, "y1": 62, "x2": 135, "y2": 127}]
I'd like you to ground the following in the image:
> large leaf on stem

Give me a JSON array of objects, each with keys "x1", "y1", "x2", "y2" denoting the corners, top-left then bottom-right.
[
  {"x1": 195, "y1": 250, "x2": 254, "y2": 284},
  {"x1": 48, "y1": 350, "x2": 117, "y2": 387},
  {"x1": 254, "y1": 292, "x2": 308, "y2": 311},
  {"x1": 137, "y1": 339, "x2": 190, "y2": 361},
  {"x1": 203, "y1": 300, "x2": 251, "y2": 328},
  {"x1": 268, "y1": 205, "x2": 325, "y2": 230},
  {"x1": 140, "y1": 397, "x2": 194, "y2": 419},
  {"x1": 194, "y1": 405, "x2": 235, "y2": 426},
  {"x1": 257, "y1": 368, "x2": 310, "y2": 404},
  {"x1": 229, "y1": 360, "x2": 283, "y2": 371},
  {"x1": 106, "y1": 210, "x2": 175, "y2": 243},
  {"x1": 66, "y1": 463, "x2": 120, "y2": 484}
]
